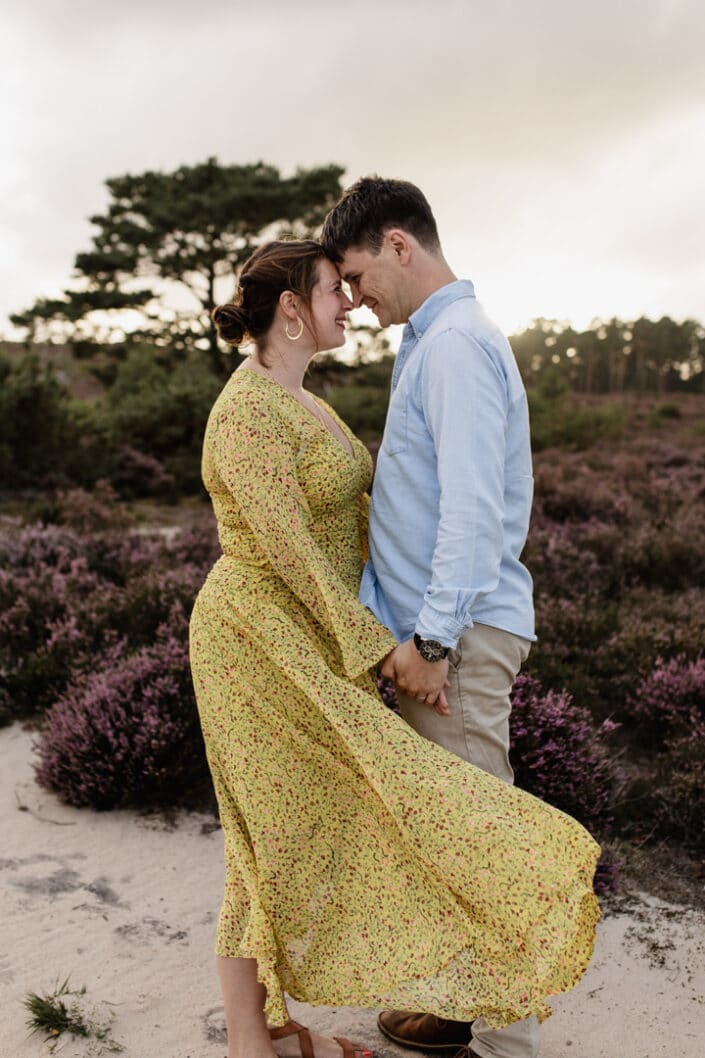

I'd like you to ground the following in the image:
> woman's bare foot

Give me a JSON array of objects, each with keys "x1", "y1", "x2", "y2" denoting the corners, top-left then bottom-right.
[{"x1": 270, "y1": 1021, "x2": 372, "y2": 1058}]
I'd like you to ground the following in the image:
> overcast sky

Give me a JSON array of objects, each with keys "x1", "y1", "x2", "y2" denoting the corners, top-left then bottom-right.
[{"x1": 1, "y1": 0, "x2": 703, "y2": 339}]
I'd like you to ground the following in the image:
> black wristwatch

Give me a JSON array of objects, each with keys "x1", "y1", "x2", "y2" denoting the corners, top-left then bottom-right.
[{"x1": 413, "y1": 633, "x2": 450, "y2": 663}]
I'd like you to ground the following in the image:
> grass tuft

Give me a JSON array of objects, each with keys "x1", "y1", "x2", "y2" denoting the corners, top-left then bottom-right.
[{"x1": 23, "y1": 976, "x2": 123, "y2": 1053}]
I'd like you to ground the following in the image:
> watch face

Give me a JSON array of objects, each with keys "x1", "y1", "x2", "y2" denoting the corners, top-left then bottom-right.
[{"x1": 414, "y1": 635, "x2": 449, "y2": 663}]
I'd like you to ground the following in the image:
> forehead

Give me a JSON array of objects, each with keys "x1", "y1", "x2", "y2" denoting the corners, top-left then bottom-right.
[
  {"x1": 316, "y1": 257, "x2": 341, "y2": 285},
  {"x1": 338, "y1": 245, "x2": 378, "y2": 280}
]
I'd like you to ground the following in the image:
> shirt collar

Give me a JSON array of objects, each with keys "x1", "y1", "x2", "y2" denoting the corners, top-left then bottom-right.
[{"x1": 406, "y1": 279, "x2": 476, "y2": 342}]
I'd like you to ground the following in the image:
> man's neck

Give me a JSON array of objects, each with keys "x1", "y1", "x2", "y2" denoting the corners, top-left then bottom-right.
[{"x1": 407, "y1": 255, "x2": 457, "y2": 317}]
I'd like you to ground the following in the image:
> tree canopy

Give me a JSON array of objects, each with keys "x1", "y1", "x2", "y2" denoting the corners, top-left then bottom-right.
[
  {"x1": 12, "y1": 158, "x2": 346, "y2": 372},
  {"x1": 511, "y1": 315, "x2": 705, "y2": 395}
]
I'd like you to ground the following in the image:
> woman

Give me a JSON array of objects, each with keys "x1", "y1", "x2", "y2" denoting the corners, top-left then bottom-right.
[{"x1": 189, "y1": 239, "x2": 600, "y2": 1058}]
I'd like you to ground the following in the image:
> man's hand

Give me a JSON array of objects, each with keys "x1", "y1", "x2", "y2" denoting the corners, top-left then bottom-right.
[{"x1": 380, "y1": 638, "x2": 451, "y2": 716}]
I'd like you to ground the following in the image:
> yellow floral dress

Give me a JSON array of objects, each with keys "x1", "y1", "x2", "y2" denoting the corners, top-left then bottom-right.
[{"x1": 189, "y1": 369, "x2": 600, "y2": 1031}]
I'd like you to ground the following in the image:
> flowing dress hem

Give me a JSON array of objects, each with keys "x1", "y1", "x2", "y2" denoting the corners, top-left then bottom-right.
[{"x1": 218, "y1": 885, "x2": 599, "y2": 1032}]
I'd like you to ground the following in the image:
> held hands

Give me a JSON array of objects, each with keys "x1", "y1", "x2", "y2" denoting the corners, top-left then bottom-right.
[{"x1": 380, "y1": 639, "x2": 451, "y2": 716}]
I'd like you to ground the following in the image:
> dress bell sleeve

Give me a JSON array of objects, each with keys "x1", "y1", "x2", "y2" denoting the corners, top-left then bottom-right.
[{"x1": 211, "y1": 394, "x2": 397, "y2": 680}]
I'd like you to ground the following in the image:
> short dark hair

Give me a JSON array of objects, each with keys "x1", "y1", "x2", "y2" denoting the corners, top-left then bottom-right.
[
  {"x1": 320, "y1": 176, "x2": 441, "y2": 261},
  {"x1": 211, "y1": 239, "x2": 325, "y2": 363}
]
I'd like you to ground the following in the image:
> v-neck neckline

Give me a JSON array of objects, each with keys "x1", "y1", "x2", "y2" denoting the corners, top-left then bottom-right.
[{"x1": 235, "y1": 367, "x2": 355, "y2": 460}]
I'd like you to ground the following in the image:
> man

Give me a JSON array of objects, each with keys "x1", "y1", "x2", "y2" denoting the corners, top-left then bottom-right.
[{"x1": 321, "y1": 178, "x2": 538, "y2": 1058}]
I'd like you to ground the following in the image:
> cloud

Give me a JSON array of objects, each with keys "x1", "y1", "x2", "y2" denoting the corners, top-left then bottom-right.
[{"x1": 1, "y1": 0, "x2": 704, "y2": 334}]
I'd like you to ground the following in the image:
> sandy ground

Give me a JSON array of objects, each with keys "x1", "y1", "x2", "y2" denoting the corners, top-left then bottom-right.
[{"x1": 1, "y1": 723, "x2": 704, "y2": 1058}]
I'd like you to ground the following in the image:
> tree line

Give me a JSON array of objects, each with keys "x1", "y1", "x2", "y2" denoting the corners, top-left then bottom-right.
[
  {"x1": 8, "y1": 157, "x2": 704, "y2": 395},
  {"x1": 511, "y1": 316, "x2": 705, "y2": 396}
]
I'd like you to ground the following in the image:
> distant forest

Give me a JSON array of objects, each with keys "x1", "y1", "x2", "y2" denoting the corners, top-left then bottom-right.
[
  {"x1": 3, "y1": 310, "x2": 704, "y2": 398},
  {"x1": 509, "y1": 315, "x2": 704, "y2": 395}
]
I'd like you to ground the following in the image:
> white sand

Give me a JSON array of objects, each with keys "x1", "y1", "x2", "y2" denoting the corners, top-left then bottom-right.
[{"x1": 1, "y1": 723, "x2": 703, "y2": 1058}]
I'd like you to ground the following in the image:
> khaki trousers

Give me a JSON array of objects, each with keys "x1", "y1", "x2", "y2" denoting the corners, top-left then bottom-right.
[{"x1": 397, "y1": 622, "x2": 539, "y2": 1058}]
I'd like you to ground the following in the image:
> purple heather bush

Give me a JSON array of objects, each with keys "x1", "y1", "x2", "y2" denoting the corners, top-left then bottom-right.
[
  {"x1": 621, "y1": 510, "x2": 705, "y2": 590},
  {"x1": 524, "y1": 432, "x2": 705, "y2": 715},
  {"x1": 625, "y1": 654, "x2": 705, "y2": 749},
  {"x1": 0, "y1": 541, "x2": 122, "y2": 719},
  {"x1": 525, "y1": 516, "x2": 624, "y2": 600},
  {"x1": 528, "y1": 586, "x2": 705, "y2": 722},
  {"x1": 40, "y1": 481, "x2": 135, "y2": 533},
  {"x1": 34, "y1": 605, "x2": 210, "y2": 810},
  {"x1": 532, "y1": 457, "x2": 636, "y2": 525},
  {"x1": 0, "y1": 519, "x2": 84, "y2": 570},
  {"x1": 104, "y1": 563, "x2": 209, "y2": 648},
  {"x1": 0, "y1": 514, "x2": 218, "y2": 724},
  {"x1": 509, "y1": 674, "x2": 620, "y2": 893},
  {"x1": 109, "y1": 443, "x2": 176, "y2": 499},
  {"x1": 509, "y1": 674, "x2": 617, "y2": 833}
]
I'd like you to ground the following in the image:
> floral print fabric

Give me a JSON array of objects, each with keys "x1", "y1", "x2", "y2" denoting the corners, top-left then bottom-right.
[{"x1": 189, "y1": 370, "x2": 600, "y2": 1029}]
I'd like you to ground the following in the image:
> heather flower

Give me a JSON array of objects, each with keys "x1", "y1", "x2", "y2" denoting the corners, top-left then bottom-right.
[
  {"x1": 509, "y1": 674, "x2": 617, "y2": 834},
  {"x1": 509, "y1": 673, "x2": 620, "y2": 892},
  {"x1": 33, "y1": 605, "x2": 210, "y2": 810},
  {"x1": 0, "y1": 515, "x2": 217, "y2": 722},
  {"x1": 626, "y1": 654, "x2": 705, "y2": 749},
  {"x1": 377, "y1": 674, "x2": 398, "y2": 713}
]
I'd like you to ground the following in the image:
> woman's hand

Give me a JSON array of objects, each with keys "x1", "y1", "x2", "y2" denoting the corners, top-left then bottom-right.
[{"x1": 381, "y1": 640, "x2": 451, "y2": 716}]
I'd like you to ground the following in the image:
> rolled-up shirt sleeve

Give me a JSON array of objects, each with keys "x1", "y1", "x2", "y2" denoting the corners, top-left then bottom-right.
[{"x1": 414, "y1": 328, "x2": 508, "y2": 646}]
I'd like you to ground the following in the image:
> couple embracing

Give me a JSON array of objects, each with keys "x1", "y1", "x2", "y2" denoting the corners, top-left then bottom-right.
[{"x1": 189, "y1": 177, "x2": 600, "y2": 1058}]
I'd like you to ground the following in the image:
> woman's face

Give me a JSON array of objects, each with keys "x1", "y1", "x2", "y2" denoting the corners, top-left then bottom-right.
[{"x1": 307, "y1": 257, "x2": 353, "y2": 352}]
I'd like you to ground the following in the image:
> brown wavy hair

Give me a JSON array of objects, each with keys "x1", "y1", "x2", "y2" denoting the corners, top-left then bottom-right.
[{"x1": 212, "y1": 239, "x2": 326, "y2": 363}]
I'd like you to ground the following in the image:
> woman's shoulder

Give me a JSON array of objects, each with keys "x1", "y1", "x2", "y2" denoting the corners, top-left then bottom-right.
[
  {"x1": 212, "y1": 369, "x2": 283, "y2": 419},
  {"x1": 207, "y1": 370, "x2": 299, "y2": 447}
]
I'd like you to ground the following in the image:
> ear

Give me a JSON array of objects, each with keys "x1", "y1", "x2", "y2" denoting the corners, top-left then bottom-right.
[
  {"x1": 279, "y1": 289, "x2": 299, "y2": 319},
  {"x1": 386, "y1": 228, "x2": 412, "y2": 265}
]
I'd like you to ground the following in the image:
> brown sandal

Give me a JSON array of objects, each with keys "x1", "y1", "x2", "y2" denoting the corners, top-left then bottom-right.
[{"x1": 270, "y1": 1019, "x2": 373, "y2": 1058}]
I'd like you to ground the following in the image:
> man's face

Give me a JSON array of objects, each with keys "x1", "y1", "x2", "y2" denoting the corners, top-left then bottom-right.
[{"x1": 338, "y1": 236, "x2": 407, "y2": 328}]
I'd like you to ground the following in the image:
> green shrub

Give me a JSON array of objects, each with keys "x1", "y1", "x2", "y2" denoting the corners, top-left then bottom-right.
[
  {"x1": 647, "y1": 402, "x2": 682, "y2": 427},
  {"x1": 328, "y1": 384, "x2": 390, "y2": 441},
  {"x1": 528, "y1": 391, "x2": 626, "y2": 451},
  {"x1": 99, "y1": 350, "x2": 220, "y2": 495},
  {"x1": 651, "y1": 730, "x2": 705, "y2": 854},
  {"x1": 104, "y1": 351, "x2": 221, "y2": 457},
  {"x1": 0, "y1": 354, "x2": 77, "y2": 489}
]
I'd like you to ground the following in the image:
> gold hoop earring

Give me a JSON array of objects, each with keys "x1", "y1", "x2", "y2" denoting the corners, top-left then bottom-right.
[{"x1": 285, "y1": 318, "x2": 304, "y2": 341}]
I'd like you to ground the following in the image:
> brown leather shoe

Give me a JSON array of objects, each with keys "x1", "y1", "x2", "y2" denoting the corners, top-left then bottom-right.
[{"x1": 377, "y1": 1011, "x2": 474, "y2": 1050}]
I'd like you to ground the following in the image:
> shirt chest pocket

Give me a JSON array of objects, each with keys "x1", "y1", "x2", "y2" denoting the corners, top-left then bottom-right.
[{"x1": 382, "y1": 389, "x2": 408, "y2": 456}]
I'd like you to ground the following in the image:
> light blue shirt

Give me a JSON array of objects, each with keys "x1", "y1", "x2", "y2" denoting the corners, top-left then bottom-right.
[{"x1": 360, "y1": 280, "x2": 535, "y2": 648}]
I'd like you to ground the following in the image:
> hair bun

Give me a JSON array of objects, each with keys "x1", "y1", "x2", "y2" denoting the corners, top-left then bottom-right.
[{"x1": 212, "y1": 304, "x2": 249, "y2": 347}]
